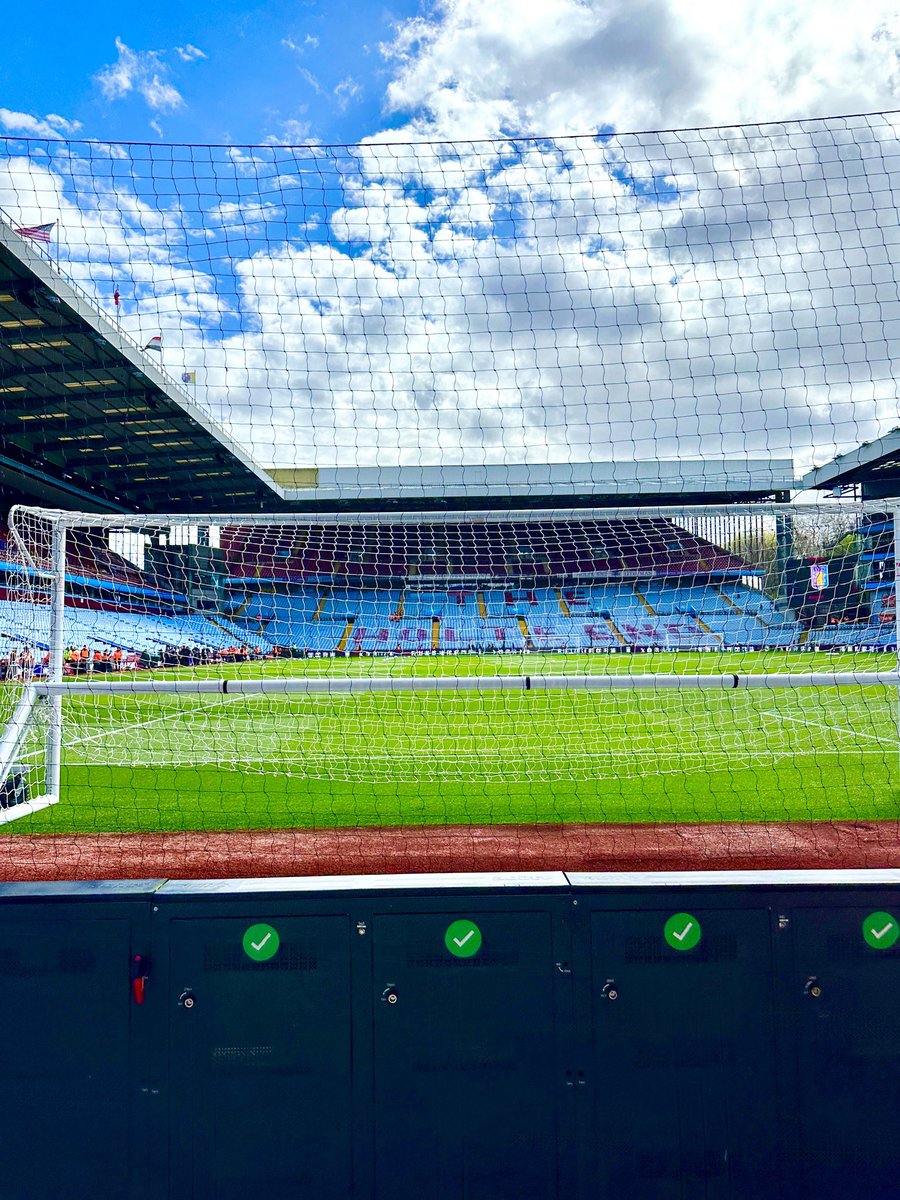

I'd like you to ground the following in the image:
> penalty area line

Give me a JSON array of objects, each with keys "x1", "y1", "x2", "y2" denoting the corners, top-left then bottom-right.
[
  {"x1": 63, "y1": 691, "x2": 248, "y2": 751},
  {"x1": 761, "y1": 709, "x2": 897, "y2": 747}
]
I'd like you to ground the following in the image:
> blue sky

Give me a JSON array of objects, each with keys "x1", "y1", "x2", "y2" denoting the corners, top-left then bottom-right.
[
  {"x1": 4, "y1": 0, "x2": 900, "y2": 146},
  {"x1": 0, "y1": 0, "x2": 422, "y2": 145},
  {"x1": 5, "y1": 1, "x2": 900, "y2": 475}
]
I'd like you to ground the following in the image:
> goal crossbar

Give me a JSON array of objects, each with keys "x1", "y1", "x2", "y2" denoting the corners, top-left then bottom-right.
[{"x1": 31, "y1": 671, "x2": 900, "y2": 697}]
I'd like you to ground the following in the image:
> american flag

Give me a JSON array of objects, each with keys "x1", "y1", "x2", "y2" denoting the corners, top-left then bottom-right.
[{"x1": 13, "y1": 222, "x2": 55, "y2": 244}]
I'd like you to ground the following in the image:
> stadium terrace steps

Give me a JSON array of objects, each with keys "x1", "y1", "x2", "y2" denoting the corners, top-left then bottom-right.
[
  {"x1": 219, "y1": 517, "x2": 749, "y2": 582},
  {"x1": 715, "y1": 585, "x2": 745, "y2": 614},
  {"x1": 693, "y1": 615, "x2": 723, "y2": 644},
  {"x1": 634, "y1": 588, "x2": 657, "y2": 615},
  {"x1": 336, "y1": 620, "x2": 354, "y2": 653},
  {"x1": 604, "y1": 616, "x2": 627, "y2": 645},
  {"x1": 517, "y1": 615, "x2": 534, "y2": 650}
]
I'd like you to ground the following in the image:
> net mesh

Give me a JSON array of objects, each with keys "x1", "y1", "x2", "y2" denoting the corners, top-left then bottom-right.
[
  {"x1": 2, "y1": 112, "x2": 900, "y2": 875},
  {"x1": 2, "y1": 113, "x2": 900, "y2": 478},
  {"x1": 2, "y1": 505, "x2": 898, "y2": 865}
]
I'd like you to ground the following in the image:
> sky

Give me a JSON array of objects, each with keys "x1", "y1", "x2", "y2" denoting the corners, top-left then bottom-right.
[
  {"x1": 5, "y1": 1, "x2": 900, "y2": 477},
  {"x1": 0, "y1": 0, "x2": 420, "y2": 146}
]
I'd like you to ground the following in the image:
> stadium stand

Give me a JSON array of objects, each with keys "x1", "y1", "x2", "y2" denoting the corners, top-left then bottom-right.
[{"x1": 12, "y1": 510, "x2": 900, "y2": 660}]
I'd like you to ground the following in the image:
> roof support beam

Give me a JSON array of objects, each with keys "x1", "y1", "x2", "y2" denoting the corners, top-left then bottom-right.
[{"x1": 0, "y1": 324, "x2": 82, "y2": 345}]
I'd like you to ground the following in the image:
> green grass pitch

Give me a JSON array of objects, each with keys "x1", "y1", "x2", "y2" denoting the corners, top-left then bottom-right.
[{"x1": 4, "y1": 650, "x2": 899, "y2": 835}]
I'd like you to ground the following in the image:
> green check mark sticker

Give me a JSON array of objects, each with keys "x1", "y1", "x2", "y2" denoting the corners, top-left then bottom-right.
[
  {"x1": 242, "y1": 923, "x2": 280, "y2": 962},
  {"x1": 863, "y1": 912, "x2": 899, "y2": 950},
  {"x1": 445, "y1": 919, "x2": 482, "y2": 958},
  {"x1": 664, "y1": 913, "x2": 702, "y2": 951}
]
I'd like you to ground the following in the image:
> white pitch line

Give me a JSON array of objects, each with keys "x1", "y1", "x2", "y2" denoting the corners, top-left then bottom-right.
[
  {"x1": 67, "y1": 747, "x2": 888, "y2": 772},
  {"x1": 761, "y1": 709, "x2": 897, "y2": 747},
  {"x1": 64, "y1": 691, "x2": 246, "y2": 750}
]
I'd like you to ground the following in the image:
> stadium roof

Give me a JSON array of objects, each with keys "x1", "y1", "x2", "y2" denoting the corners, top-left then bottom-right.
[
  {"x1": 271, "y1": 459, "x2": 796, "y2": 509},
  {"x1": 801, "y1": 429, "x2": 900, "y2": 500},
  {"x1": 0, "y1": 215, "x2": 796, "y2": 515},
  {"x1": 0, "y1": 218, "x2": 278, "y2": 513}
]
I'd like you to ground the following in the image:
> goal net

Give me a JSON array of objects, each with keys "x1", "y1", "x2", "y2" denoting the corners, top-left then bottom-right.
[{"x1": 2, "y1": 502, "x2": 898, "y2": 843}]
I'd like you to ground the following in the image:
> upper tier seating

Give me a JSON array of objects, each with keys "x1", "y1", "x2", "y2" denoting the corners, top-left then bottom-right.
[{"x1": 220, "y1": 518, "x2": 748, "y2": 582}]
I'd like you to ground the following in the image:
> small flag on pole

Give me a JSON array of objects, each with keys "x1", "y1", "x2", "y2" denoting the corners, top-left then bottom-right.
[
  {"x1": 14, "y1": 222, "x2": 55, "y2": 244},
  {"x1": 143, "y1": 335, "x2": 162, "y2": 353},
  {"x1": 181, "y1": 371, "x2": 196, "y2": 385},
  {"x1": 113, "y1": 287, "x2": 120, "y2": 307}
]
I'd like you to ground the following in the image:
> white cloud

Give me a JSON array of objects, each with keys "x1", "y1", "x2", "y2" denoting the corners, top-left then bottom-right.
[
  {"x1": 380, "y1": 0, "x2": 900, "y2": 140},
  {"x1": 209, "y1": 199, "x2": 285, "y2": 227},
  {"x1": 175, "y1": 43, "x2": 206, "y2": 62},
  {"x1": 264, "y1": 118, "x2": 315, "y2": 144},
  {"x1": 334, "y1": 77, "x2": 362, "y2": 111},
  {"x1": 282, "y1": 34, "x2": 319, "y2": 53},
  {"x1": 44, "y1": 113, "x2": 83, "y2": 135},
  {"x1": 94, "y1": 36, "x2": 186, "y2": 113},
  {"x1": 12, "y1": 5, "x2": 900, "y2": 478},
  {"x1": 0, "y1": 109, "x2": 82, "y2": 138},
  {"x1": 10, "y1": 121, "x2": 900, "y2": 475},
  {"x1": 298, "y1": 68, "x2": 325, "y2": 96}
]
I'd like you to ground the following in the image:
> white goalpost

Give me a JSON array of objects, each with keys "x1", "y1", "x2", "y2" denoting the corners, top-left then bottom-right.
[{"x1": 1, "y1": 501, "x2": 898, "y2": 826}]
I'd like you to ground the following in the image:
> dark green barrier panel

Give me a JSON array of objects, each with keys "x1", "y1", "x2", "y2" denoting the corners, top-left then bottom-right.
[
  {"x1": 5, "y1": 869, "x2": 900, "y2": 1200},
  {"x1": 0, "y1": 881, "x2": 161, "y2": 1200},
  {"x1": 156, "y1": 874, "x2": 572, "y2": 1200},
  {"x1": 784, "y1": 897, "x2": 900, "y2": 1199},
  {"x1": 581, "y1": 903, "x2": 778, "y2": 1199},
  {"x1": 371, "y1": 905, "x2": 565, "y2": 1200},
  {"x1": 167, "y1": 910, "x2": 353, "y2": 1200}
]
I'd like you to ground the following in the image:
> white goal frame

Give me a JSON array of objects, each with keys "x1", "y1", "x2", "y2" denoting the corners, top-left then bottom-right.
[{"x1": 2, "y1": 500, "x2": 898, "y2": 825}]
